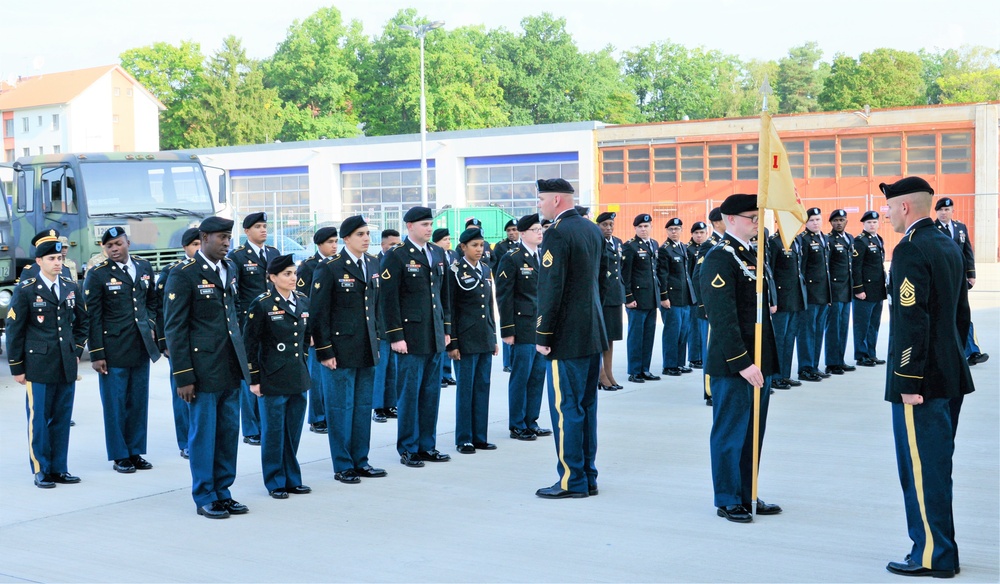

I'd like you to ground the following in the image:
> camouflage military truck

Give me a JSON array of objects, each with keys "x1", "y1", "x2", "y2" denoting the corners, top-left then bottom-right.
[
  {"x1": 7, "y1": 152, "x2": 220, "y2": 281},
  {"x1": 0, "y1": 180, "x2": 14, "y2": 340}
]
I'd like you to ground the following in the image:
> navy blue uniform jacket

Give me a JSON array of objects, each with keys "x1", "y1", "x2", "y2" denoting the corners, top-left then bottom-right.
[
  {"x1": 84, "y1": 257, "x2": 160, "y2": 368},
  {"x1": 244, "y1": 290, "x2": 311, "y2": 394},
  {"x1": 6, "y1": 275, "x2": 88, "y2": 383},
  {"x1": 496, "y1": 246, "x2": 540, "y2": 345},
  {"x1": 379, "y1": 238, "x2": 451, "y2": 355},
  {"x1": 447, "y1": 256, "x2": 497, "y2": 355},
  {"x1": 311, "y1": 252, "x2": 379, "y2": 368}
]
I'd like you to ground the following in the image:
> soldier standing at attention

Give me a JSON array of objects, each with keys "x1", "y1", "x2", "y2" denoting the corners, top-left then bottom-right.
[
  {"x1": 596, "y1": 211, "x2": 625, "y2": 391},
  {"x1": 533, "y1": 178, "x2": 607, "y2": 499},
  {"x1": 433, "y1": 228, "x2": 458, "y2": 388},
  {"x1": 621, "y1": 214, "x2": 661, "y2": 384},
  {"x1": 164, "y1": 217, "x2": 252, "y2": 519},
  {"x1": 708, "y1": 207, "x2": 725, "y2": 244},
  {"x1": 311, "y1": 216, "x2": 386, "y2": 484},
  {"x1": 851, "y1": 211, "x2": 887, "y2": 368},
  {"x1": 244, "y1": 254, "x2": 312, "y2": 499},
  {"x1": 657, "y1": 218, "x2": 695, "y2": 377},
  {"x1": 84, "y1": 226, "x2": 160, "y2": 473},
  {"x1": 372, "y1": 229, "x2": 402, "y2": 423},
  {"x1": 690, "y1": 222, "x2": 716, "y2": 405},
  {"x1": 795, "y1": 208, "x2": 832, "y2": 383},
  {"x1": 493, "y1": 218, "x2": 519, "y2": 373},
  {"x1": 448, "y1": 228, "x2": 499, "y2": 454},
  {"x1": 6, "y1": 231, "x2": 88, "y2": 489},
  {"x1": 156, "y1": 227, "x2": 201, "y2": 459},
  {"x1": 17, "y1": 230, "x2": 74, "y2": 283},
  {"x1": 824, "y1": 209, "x2": 855, "y2": 375},
  {"x1": 687, "y1": 222, "x2": 712, "y2": 371},
  {"x1": 381, "y1": 206, "x2": 452, "y2": 467},
  {"x1": 229, "y1": 211, "x2": 280, "y2": 446},
  {"x1": 463, "y1": 218, "x2": 493, "y2": 266},
  {"x1": 699, "y1": 194, "x2": 781, "y2": 523},
  {"x1": 766, "y1": 229, "x2": 807, "y2": 391},
  {"x1": 296, "y1": 226, "x2": 338, "y2": 435},
  {"x1": 880, "y1": 177, "x2": 974, "y2": 579}
]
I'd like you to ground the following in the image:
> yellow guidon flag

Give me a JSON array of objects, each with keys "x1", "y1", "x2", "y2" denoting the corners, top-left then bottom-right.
[{"x1": 758, "y1": 110, "x2": 808, "y2": 250}]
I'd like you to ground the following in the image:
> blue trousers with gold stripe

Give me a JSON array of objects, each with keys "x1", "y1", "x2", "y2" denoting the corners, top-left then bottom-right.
[
  {"x1": 545, "y1": 354, "x2": 600, "y2": 494},
  {"x1": 891, "y1": 397, "x2": 962, "y2": 572},
  {"x1": 25, "y1": 381, "x2": 75, "y2": 474},
  {"x1": 709, "y1": 374, "x2": 771, "y2": 508}
]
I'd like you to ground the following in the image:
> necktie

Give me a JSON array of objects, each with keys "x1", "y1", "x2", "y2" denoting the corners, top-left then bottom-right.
[
  {"x1": 51, "y1": 283, "x2": 58, "y2": 300},
  {"x1": 258, "y1": 246, "x2": 265, "y2": 264},
  {"x1": 534, "y1": 252, "x2": 539, "y2": 267},
  {"x1": 360, "y1": 257, "x2": 366, "y2": 281},
  {"x1": 288, "y1": 298, "x2": 296, "y2": 314},
  {"x1": 423, "y1": 247, "x2": 432, "y2": 266},
  {"x1": 949, "y1": 223, "x2": 955, "y2": 238},
  {"x1": 216, "y1": 265, "x2": 222, "y2": 283}
]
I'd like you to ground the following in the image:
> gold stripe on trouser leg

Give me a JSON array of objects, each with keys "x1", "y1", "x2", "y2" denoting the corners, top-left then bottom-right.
[
  {"x1": 904, "y1": 404, "x2": 934, "y2": 567},
  {"x1": 551, "y1": 360, "x2": 571, "y2": 491},
  {"x1": 26, "y1": 382, "x2": 41, "y2": 473}
]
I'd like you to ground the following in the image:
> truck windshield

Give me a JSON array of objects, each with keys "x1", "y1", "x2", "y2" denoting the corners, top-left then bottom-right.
[{"x1": 79, "y1": 161, "x2": 214, "y2": 216}]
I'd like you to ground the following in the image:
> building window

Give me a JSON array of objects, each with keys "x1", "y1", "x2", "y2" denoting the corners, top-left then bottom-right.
[
  {"x1": 872, "y1": 135, "x2": 901, "y2": 176},
  {"x1": 38, "y1": 146, "x2": 43, "y2": 155},
  {"x1": 906, "y1": 134, "x2": 936, "y2": 175},
  {"x1": 680, "y1": 145, "x2": 705, "y2": 182},
  {"x1": 52, "y1": 114, "x2": 59, "y2": 130},
  {"x1": 344, "y1": 163, "x2": 437, "y2": 218},
  {"x1": 22, "y1": 147, "x2": 30, "y2": 156},
  {"x1": 601, "y1": 149, "x2": 624, "y2": 184},
  {"x1": 22, "y1": 118, "x2": 29, "y2": 132},
  {"x1": 126, "y1": 88, "x2": 133, "y2": 97},
  {"x1": 735, "y1": 143, "x2": 758, "y2": 181},
  {"x1": 784, "y1": 141, "x2": 805, "y2": 179},
  {"x1": 37, "y1": 116, "x2": 42, "y2": 127},
  {"x1": 231, "y1": 170, "x2": 312, "y2": 245},
  {"x1": 808, "y1": 139, "x2": 836, "y2": 178},
  {"x1": 53, "y1": 145, "x2": 61, "y2": 154},
  {"x1": 5, "y1": 149, "x2": 13, "y2": 162},
  {"x1": 467, "y1": 153, "x2": 578, "y2": 217},
  {"x1": 114, "y1": 87, "x2": 121, "y2": 96},
  {"x1": 708, "y1": 144, "x2": 733, "y2": 181},
  {"x1": 652, "y1": 146, "x2": 676, "y2": 183},
  {"x1": 627, "y1": 148, "x2": 650, "y2": 184},
  {"x1": 840, "y1": 137, "x2": 869, "y2": 177},
  {"x1": 940, "y1": 132, "x2": 971, "y2": 174},
  {"x1": 3, "y1": 119, "x2": 12, "y2": 137},
  {"x1": 113, "y1": 145, "x2": 121, "y2": 152},
  {"x1": 113, "y1": 114, "x2": 120, "y2": 124}
]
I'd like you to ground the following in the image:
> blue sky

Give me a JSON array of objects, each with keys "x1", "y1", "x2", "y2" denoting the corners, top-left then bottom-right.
[{"x1": 2, "y1": 0, "x2": 997, "y2": 80}]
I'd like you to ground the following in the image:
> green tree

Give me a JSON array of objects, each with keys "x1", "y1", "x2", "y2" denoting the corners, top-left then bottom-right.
[
  {"x1": 818, "y1": 49, "x2": 925, "y2": 111},
  {"x1": 263, "y1": 6, "x2": 364, "y2": 141},
  {"x1": 185, "y1": 36, "x2": 284, "y2": 147},
  {"x1": 923, "y1": 46, "x2": 1000, "y2": 104},
  {"x1": 776, "y1": 42, "x2": 824, "y2": 113},
  {"x1": 119, "y1": 41, "x2": 205, "y2": 150}
]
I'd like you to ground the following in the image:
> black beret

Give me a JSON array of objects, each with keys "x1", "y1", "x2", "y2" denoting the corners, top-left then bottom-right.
[
  {"x1": 880, "y1": 176, "x2": 934, "y2": 199},
  {"x1": 200, "y1": 216, "x2": 234, "y2": 234},
  {"x1": 459, "y1": 228, "x2": 484, "y2": 244},
  {"x1": 504, "y1": 219, "x2": 516, "y2": 230},
  {"x1": 633, "y1": 213, "x2": 652, "y2": 226},
  {"x1": 313, "y1": 226, "x2": 338, "y2": 244},
  {"x1": 266, "y1": 253, "x2": 295, "y2": 275},
  {"x1": 516, "y1": 214, "x2": 540, "y2": 232},
  {"x1": 861, "y1": 211, "x2": 880, "y2": 222},
  {"x1": 31, "y1": 229, "x2": 60, "y2": 247},
  {"x1": 829, "y1": 209, "x2": 847, "y2": 221},
  {"x1": 101, "y1": 225, "x2": 127, "y2": 245},
  {"x1": 33, "y1": 229, "x2": 63, "y2": 258},
  {"x1": 432, "y1": 228, "x2": 450, "y2": 243},
  {"x1": 242, "y1": 211, "x2": 267, "y2": 229},
  {"x1": 719, "y1": 194, "x2": 757, "y2": 215},
  {"x1": 537, "y1": 178, "x2": 574, "y2": 194},
  {"x1": 181, "y1": 227, "x2": 201, "y2": 247},
  {"x1": 935, "y1": 197, "x2": 954, "y2": 210},
  {"x1": 541, "y1": 219, "x2": 553, "y2": 227},
  {"x1": 806, "y1": 207, "x2": 822, "y2": 218},
  {"x1": 404, "y1": 206, "x2": 433, "y2": 223},
  {"x1": 708, "y1": 207, "x2": 722, "y2": 222},
  {"x1": 691, "y1": 221, "x2": 707, "y2": 232},
  {"x1": 665, "y1": 218, "x2": 682, "y2": 228},
  {"x1": 596, "y1": 211, "x2": 616, "y2": 223},
  {"x1": 465, "y1": 218, "x2": 482, "y2": 228},
  {"x1": 339, "y1": 216, "x2": 367, "y2": 238},
  {"x1": 574, "y1": 205, "x2": 590, "y2": 217}
]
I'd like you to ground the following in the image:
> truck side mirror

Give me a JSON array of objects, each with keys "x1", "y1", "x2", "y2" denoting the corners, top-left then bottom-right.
[{"x1": 218, "y1": 175, "x2": 227, "y2": 205}]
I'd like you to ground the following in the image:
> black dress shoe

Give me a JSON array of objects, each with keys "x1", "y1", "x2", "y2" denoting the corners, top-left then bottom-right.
[
  {"x1": 627, "y1": 375, "x2": 645, "y2": 383},
  {"x1": 400, "y1": 452, "x2": 425, "y2": 467},
  {"x1": 335, "y1": 470, "x2": 361, "y2": 484},
  {"x1": 755, "y1": 499, "x2": 782, "y2": 515},
  {"x1": 243, "y1": 435, "x2": 261, "y2": 445},
  {"x1": 535, "y1": 484, "x2": 588, "y2": 499},
  {"x1": 442, "y1": 377, "x2": 457, "y2": 386},
  {"x1": 197, "y1": 501, "x2": 230, "y2": 519},
  {"x1": 903, "y1": 555, "x2": 960, "y2": 575},
  {"x1": 503, "y1": 366, "x2": 512, "y2": 373},
  {"x1": 841, "y1": 364, "x2": 856, "y2": 372},
  {"x1": 34, "y1": 472, "x2": 55, "y2": 489},
  {"x1": 130, "y1": 456, "x2": 153, "y2": 470},
  {"x1": 679, "y1": 366, "x2": 693, "y2": 374},
  {"x1": 824, "y1": 366, "x2": 844, "y2": 375},
  {"x1": 113, "y1": 459, "x2": 136, "y2": 474},
  {"x1": 968, "y1": 352, "x2": 989, "y2": 365},
  {"x1": 510, "y1": 428, "x2": 537, "y2": 441},
  {"x1": 717, "y1": 505, "x2": 752, "y2": 523},
  {"x1": 611, "y1": 384, "x2": 623, "y2": 390},
  {"x1": 815, "y1": 369, "x2": 831, "y2": 378},
  {"x1": 288, "y1": 485, "x2": 312, "y2": 494},
  {"x1": 598, "y1": 383, "x2": 618, "y2": 391},
  {"x1": 310, "y1": 422, "x2": 329, "y2": 433},
  {"x1": 785, "y1": 378, "x2": 802, "y2": 387},
  {"x1": 874, "y1": 358, "x2": 887, "y2": 365},
  {"x1": 474, "y1": 442, "x2": 497, "y2": 450},
  {"x1": 857, "y1": 358, "x2": 876, "y2": 367},
  {"x1": 531, "y1": 427, "x2": 553, "y2": 437},
  {"x1": 799, "y1": 371, "x2": 822, "y2": 382},
  {"x1": 49, "y1": 472, "x2": 81, "y2": 484},
  {"x1": 180, "y1": 448, "x2": 190, "y2": 459},
  {"x1": 355, "y1": 465, "x2": 387, "y2": 478},
  {"x1": 690, "y1": 360, "x2": 703, "y2": 369},
  {"x1": 386, "y1": 407, "x2": 398, "y2": 419},
  {"x1": 220, "y1": 499, "x2": 248, "y2": 514},
  {"x1": 705, "y1": 397, "x2": 713, "y2": 406},
  {"x1": 886, "y1": 558, "x2": 955, "y2": 578},
  {"x1": 372, "y1": 409, "x2": 387, "y2": 423},
  {"x1": 269, "y1": 490, "x2": 289, "y2": 499},
  {"x1": 640, "y1": 372, "x2": 661, "y2": 381},
  {"x1": 457, "y1": 443, "x2": 476, "y2": 454},
  {"x1": 588, "y1": 485, "x2": 599, "y2": 496},
  {"x1": 70, "y1": 420, "x2": 76, "y2": 427},
  {"x1": 771, "y1": 379, "x2": 791, "y2": 390},
  {"x1": 417, "y1": 449, "x2": 451, "y2": 462},
  {"x1": 662, "y1": 368, "x2": 682, "y2": 376}
]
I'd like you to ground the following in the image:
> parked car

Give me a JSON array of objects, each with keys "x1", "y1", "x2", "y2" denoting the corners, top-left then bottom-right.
[{"x1": 264, "y1": 234, "x2": 313, "y2": 265}]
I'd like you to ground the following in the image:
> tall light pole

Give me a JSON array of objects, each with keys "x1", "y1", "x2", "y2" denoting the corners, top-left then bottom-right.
[{"x1": 400, "y1": 21, "x2": 444, "y2": 209}]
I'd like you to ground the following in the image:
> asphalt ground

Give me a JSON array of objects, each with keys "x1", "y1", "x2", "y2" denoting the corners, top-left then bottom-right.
[{"x1": 1, "y1": 294, "x2": 997, "y2": 583}]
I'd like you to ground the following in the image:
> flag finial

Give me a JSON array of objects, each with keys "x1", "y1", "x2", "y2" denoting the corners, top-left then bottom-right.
[{"x1": 760, "y1": 75, "x2": 773, "y2": 112}]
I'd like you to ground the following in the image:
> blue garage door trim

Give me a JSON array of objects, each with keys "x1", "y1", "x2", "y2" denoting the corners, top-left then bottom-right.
[
  {"x1": 341, "y1": 160, "x2": 436, "y2": 172},
  {"x1": 466, "y1": 152, "x2": 578, "y2": 166},
  {"x1": 230, "y1": 166, "x2": 309, "y2": 177}
]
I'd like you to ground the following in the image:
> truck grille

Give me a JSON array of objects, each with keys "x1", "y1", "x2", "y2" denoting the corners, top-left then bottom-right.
[{"x1": 132, "y1": 249, "x2": 186, "y2": 272}]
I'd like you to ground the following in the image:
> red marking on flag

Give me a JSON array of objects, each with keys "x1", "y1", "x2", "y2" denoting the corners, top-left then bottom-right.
[{"x1": 772, "y1": 155, "x2": 779, "y2": 170}]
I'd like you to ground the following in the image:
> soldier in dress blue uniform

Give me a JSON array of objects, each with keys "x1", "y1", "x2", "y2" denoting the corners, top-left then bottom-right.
[
  {"x1": 311, "y1": 216, "x2": 387, "y2": 484},
  {"x1": 689, "y1": 222, "x2": 716, "y2": 404},
  {"x1": 880, "y1": 177, "x2": 974, "y2": 579},
  {"x1": 296, "y1": 226, "x2": 338, "y2": 435},
  {"x1": 448, "y1": 228, "x2": 499, "y2": 454},
  {"x1": 229, "y1": 211, "x2": 280, "y2": 446},
  {"x1": 16, "y1": 229, "x2": 74, "y2": 283},
  {"x1": 372, "y1": 229, "x2": 402, "y2": 423},
  {"x1": 381, "y1": 206, "x2": 452, "y2": 467},
  {"x1": 84, "y1": 226, "x2": 161, "y2": 473},
  {"x1": 657, "y1": 218, "x2": 695, "y2": 377},
  {"x1": 851, "y1": 211, "x2": 887, "y2": 367},
  {"x1": 244, "y1": 254, "x2": 313, "y2": 498},
  {"x1": 621, "y1": 213, "x2": 661, "y2": 384},
  {"x1": 163, "y1": 216, "x2": 252, "y2": 519},
  {"x1": 766, "y1": 229, "x2": 807, "y2": 391},
  {"x1": 708, "y1": 207, "x2": 724, "y2": 244},
  {"x1": 156, "y1": 227, "x2": 201, "y2": 459},
  {"x1": 934, "y1": 197, "x2": 989, "y2": 366},
  {"x1": 497, "y1": 214, "x2": 553, "y2": 440},
  {"x1": 795, "y1": 207, "x2": 832, "y2": 383},
  {"x1": 698, "y1": 194, "x2": 782, "y2": 523},
  {"x1": 493, "y1": 219, "x2": 520, "y2": 372},
  {"x1": 824, "y1": 209, "x2": 855, "y2": 375},
  {"x1": 463, "y1": 218, "x2": 493, "y2": 266},
  {"x1": 6, "y1": 231, "x2": 88, "y2": 489},
  {"x1": 533, "y1": 178, "x2": 607, "y2": 499},
  {"x1": 596, "y1": 211, "x2": 625, "y2": 391},
  {"x1": 433, "y1": 228, "x2": 458, "y2": 388}
]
